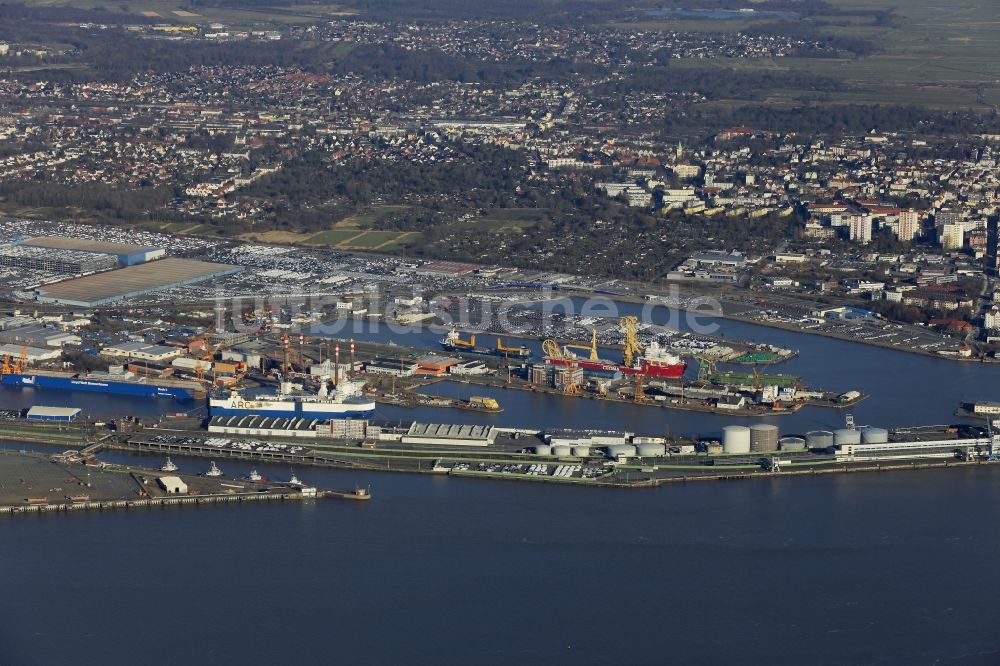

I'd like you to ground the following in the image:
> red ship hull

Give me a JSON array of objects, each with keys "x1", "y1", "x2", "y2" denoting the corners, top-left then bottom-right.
[{"x1": 544, "y1": 357, "x2": 687, "y2": 378}]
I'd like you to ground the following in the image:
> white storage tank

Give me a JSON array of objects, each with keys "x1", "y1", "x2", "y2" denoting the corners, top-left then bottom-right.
[
  {"x1": 860, "y1": 427, "x2": 888, "y2": 444},
  {"x1": 551, "y1": 445, "x2": 573, "y2": 457},
  {"x1": 606, "y1": 444, "x2": 637, "y2": 459},
  {"x1": 571, "y1": 445, "x2": 591, "y2": 458},
  {"x1": 636, "y1": 442, "x2": 666, "y2": 458},
  {"x1": 833, "y1": 429, "x2": 861, "y2": 446},
  {"x1": 806, "y1": 431, "x2": 834, "y2": 449},
  {"x1": 722, "y1": 425, "x2": 752, "y2": 454},
  {"x1": 750, "y1": 424, "x2": 779, "y2": 452},
  {"x1": 779, "y1": 436, "x2": 806, "y2": 451},
  {"x1": 534, "y1": 444, "x2": 552, "y2": 456}
]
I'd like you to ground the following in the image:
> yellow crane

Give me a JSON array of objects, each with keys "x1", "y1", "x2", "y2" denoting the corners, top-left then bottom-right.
[
  {"x1": 562, "y1": 356, "x2": 582, "y2": 395},
  {"x1": 542, "y1": 338, "x2": 564, "y2": 359},
  {"x1": 621, "y1": 316, "x2": 643, "y2": 368},
  {"x1": 540, "y1": 340, "x2": 582, "y2": 394},
  {"x1": 0, "y1": 346, "x2": 23, "y2": 375},
  {"x1": 619, "y1": 316, "x2": 648, "y2": 401},
  {"x1": 542, "y1": 329, "x2": 598, "y2": 361}
]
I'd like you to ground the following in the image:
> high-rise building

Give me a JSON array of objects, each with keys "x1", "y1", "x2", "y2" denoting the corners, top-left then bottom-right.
[
  {"x1": 849, "y1": 215, "x2": 873, "y2": 244},
  {"x1": 897, "y1": 210, "x2": 920, "y2": 241},
  {"x1": 939, "y1": 223, "x2": 964, "y2": 250}
]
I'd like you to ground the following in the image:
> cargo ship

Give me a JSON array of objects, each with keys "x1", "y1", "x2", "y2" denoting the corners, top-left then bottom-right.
[
  {"x1": 542, "y1": 317, "x2": 687, "y2": 379},
  {"x1": 439, "y1": 328, "x2": 532, "y2": 360},
  {"x1": 209, "y1": 376, "x2": 376, "y2": 420},
  {"x1": 0, "y1": 368, "x2": 205, "y2": 400},
  {"x1": 543, "y1": 340, "x2": 687, "y2": 378}
]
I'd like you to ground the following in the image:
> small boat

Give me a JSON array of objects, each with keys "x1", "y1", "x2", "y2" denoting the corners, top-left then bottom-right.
[
  {"x1": 160, "y1": 457, "x2": 178, "y2": 472},
  {"x1": 205, "y1": 461, "x2": 223, "y2": 477},
  {"x1": 288, "y1": 471, "x2": 302, "y2": 486}
]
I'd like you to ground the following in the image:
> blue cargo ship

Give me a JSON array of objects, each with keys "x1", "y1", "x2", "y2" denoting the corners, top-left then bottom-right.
[{"x1": 0, "y1": 371, "x2": 204, "y2": 401}]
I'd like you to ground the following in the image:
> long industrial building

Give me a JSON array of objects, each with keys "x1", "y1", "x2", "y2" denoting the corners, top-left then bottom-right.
[
  {"x1": 400, "y1": 423, "x2": 496, "y2": 446},
  {"x1": 834, "y1": 437, "x2": 992, "y2": 460},
  {"x1": 34, "y1": 258, "x2": 243, "y2": 307},
  {"x1": 20, "y1": 236, "x2": 165, "y2": 265},
  {"x1": 0, "y1": 245, "x2": 119, "y2": 275}
]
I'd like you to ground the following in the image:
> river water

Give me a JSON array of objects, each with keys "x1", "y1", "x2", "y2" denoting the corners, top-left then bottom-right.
[{"x1": 2, "y1": 312, "x2": 1000, "y2": 664}]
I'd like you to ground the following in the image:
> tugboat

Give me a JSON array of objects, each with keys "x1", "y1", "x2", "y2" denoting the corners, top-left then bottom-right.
[
  {"x1": 288, "y1": 470, "x2": 302, "y2": 486},
  {"x1": 244, "y1": 468, "x2": 267, "y2": 483},
  {"x1": 205, "y1": 461, "x2": 223, "y2": 477},
  {"x1": 160, "y1": 457, "x2": 178, "y2": 472}
]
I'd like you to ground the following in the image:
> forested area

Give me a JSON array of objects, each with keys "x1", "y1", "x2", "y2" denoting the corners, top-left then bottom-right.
[{"x1": 0, "y1": 181, "x2": 173, "y2": 222}]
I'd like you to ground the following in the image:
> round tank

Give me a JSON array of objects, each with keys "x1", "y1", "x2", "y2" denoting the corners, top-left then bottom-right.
[
  {"x1": 551, "y1": 445, "x2": 573, "y2": 457},
  {"x1": 534, "y1": 444, "x2": 552, "y2": 456},
  {"x1": 860, "y1": 427, "x2": 888, "y2": 444},
  {"x1": 779, "y1": 436, "x2": 806, "y2": 451},
  {"x1": 833, "y1": 429, "x2": 861, "y2": 446},
  {"x1": 636, "y1": 443, "x2": 666, "y2": 458},
  {"x1": 607, "y1": 444, "x2": 637, "y2": 459},
  {"x1": 722, "y1": 425, "x2": 752, "y2": 454},
  {"x1": 806, "y1": 431, "x2": 834, "y2": 449},
  {"x1": 749, "y1": 423, "x2": 779, "y2": 452},
  {"x1": 571, "y1": 445, "x2": 591, "y2": 458}
]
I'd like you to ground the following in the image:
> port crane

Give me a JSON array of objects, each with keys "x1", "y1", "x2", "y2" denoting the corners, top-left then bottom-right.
[
  {"x1": 0, "y1": 347, "x2": 27, "y2": 375},
  {"x1": 621, "y1": 316, "x2": 643, "y2": 367},
  {"x1": 695, "y1": 354, "x2": 717, "y2": 382},
  {"x1": 561, "y1": 356, "x2": 581, "y2": 395},
  {"x1": 541, "y1": 329, "x2": 599, "y2": 362},
  {"x1": 541, "y1": 340, "x2": 583, "y2": 394},
  {"x1": 621, "y1": 316, "x2": 647, "y2": 402}
]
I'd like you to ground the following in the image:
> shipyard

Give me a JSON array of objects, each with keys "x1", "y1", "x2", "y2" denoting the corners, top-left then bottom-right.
[{"x1": 0, "y1": 220, "x2": 992, "y2": 501}]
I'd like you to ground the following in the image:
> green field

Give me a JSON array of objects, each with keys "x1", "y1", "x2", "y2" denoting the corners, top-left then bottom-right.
[
  {"x1": 454, "y1": 208, "x2": 546, "y2": 233},
  {"x1": 303, "y1": 229, "x2": 366, "y2": 245},
  {"x1": 304, "y1": 227, "x2": 417, "y2": 250},
  {"x1": 342, "y1": 230, "x2": 416, "y2": 248},
  {"x1": 334, "y1": 205, "x2": 411, "y2": 229}
]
